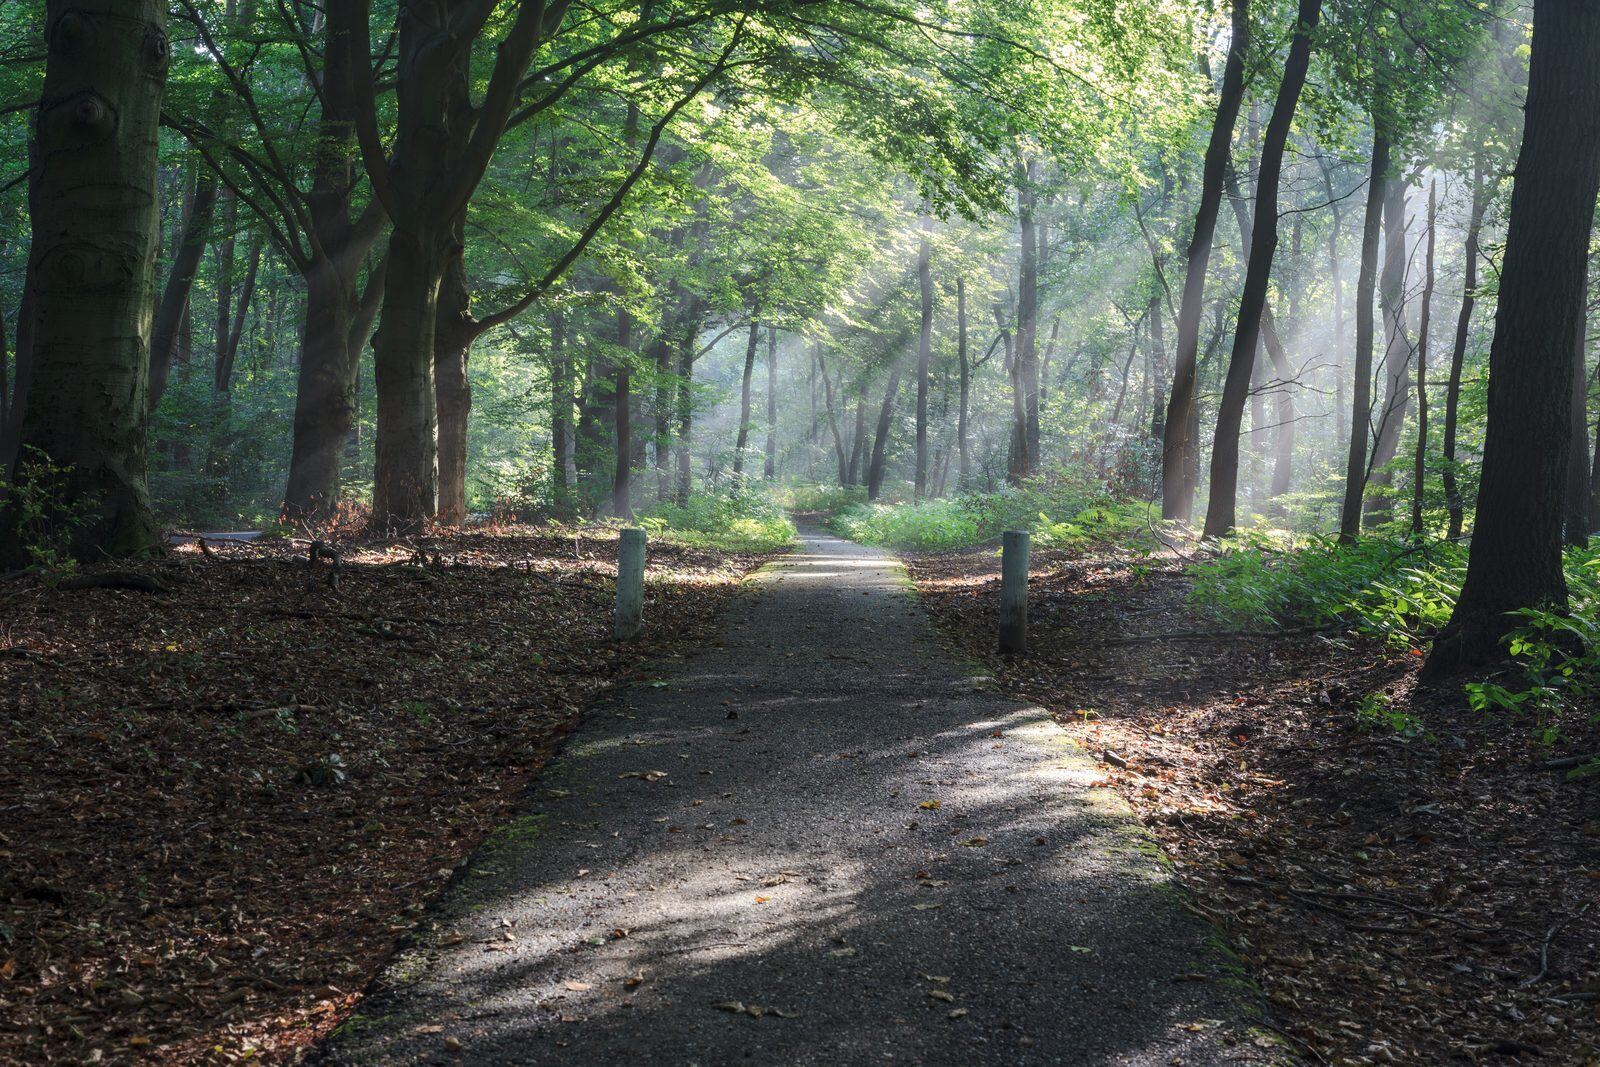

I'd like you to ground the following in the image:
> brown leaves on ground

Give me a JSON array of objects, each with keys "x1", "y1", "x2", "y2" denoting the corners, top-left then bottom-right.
[
  {"x1": 906, "y1": 546, "x2": 1600, "y2": 1066},
  {"x1": 0, "y1": 526, "x2": 773, "y2": 1064}
]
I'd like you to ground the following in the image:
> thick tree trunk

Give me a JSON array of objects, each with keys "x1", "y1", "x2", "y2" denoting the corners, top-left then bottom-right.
[
  {"x1": 1363, "y1": 177, "x2": 1414, "y2": 528},
  {"x1": 4, "y1": 0, "x2": 167, "y2": 563},
  {"x1": 913, "y1": 222, "x2": 934, "y2": 499},
  {"x1": 1163, "y1": 0, "x2": 1249, "y2": 521},
  {"x1": 674, "y1": 329, "x2": 695, "y2": 505},
  {"x1": 1338, "y1": 133, "x2": 1392, "y2": 543},
  {"x1": 1427, "y1": 0, "x2": 1600, "y2": 676},
  {"x1": 763, "y1": 326, "x2": 777, "y2": 479},
  {"x1": 1412, "y1": 178, "x2": 1437, "y2": 537},
  {"x1": 433, "y1": 235, "x2": 474, "y2": 525},
  {"x1": 732, "y1": 318, "x2": 759, "y2": 479},
  {"x1": 1009, "y1": 165, "x2": 1041, "y2": 484},
  {"x1": 371, "y1": 226, "x2": 445, "y2": 530},
  {"x1": 549, "y1": 309, "x2": 577, "y2": 516},
  {"x1": 149, "y1": 167, "x2": 217, "y2": 411},
  {"x1": 847, "y1": 382, "x2": 866, "y2": 486},
  {"x1": 284, "y1": 260, "x2": 359, "y2": 520},
  {"x1": 1201, "y1": 0, "x2": 1320, "y2": 539},
  {"x1": 866, "y1": 365, "x2": 903, "y2": 501},
  {"x1": 1566, "y1": 301, "x2": 1591, "y2": 546},
  {"x1": 612, "y1": 306, "x2": 634, "y2": 517}
]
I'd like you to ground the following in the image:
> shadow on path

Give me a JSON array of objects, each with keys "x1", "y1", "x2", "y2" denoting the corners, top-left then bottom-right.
[{"x1": 319, "y1": 529, "x2": 1266, "y2": 1065}]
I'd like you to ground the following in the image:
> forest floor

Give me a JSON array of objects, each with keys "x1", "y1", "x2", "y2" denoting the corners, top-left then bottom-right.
[
  {"x1": 906, "y1": 544, "x2": 1600, "y2": 1066},
  {"x1": 0, "y1": 526, "x2": 776, "y2": 1065}
]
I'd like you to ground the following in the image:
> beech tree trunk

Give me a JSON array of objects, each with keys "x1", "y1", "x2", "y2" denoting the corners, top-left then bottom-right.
[
  {"x1": 612, "y1": 305, "x2": 634, "y2": 517},
  {"x1": 1412, "y1": 178, "x2": 1437, "y2": 537},
  {"x1": 549, "y1": 309, "x2": 577, "y2": 516},
  {"x1": 732, "y1": 318, "x2": 759, "y2": 479},
  {"x1": 149, "y1": 168, "x2": 217, "y2": 411},
  {"x1": 957, "y1": 275, "x2": 971, "y2": 488},
  {"x1": 1363, "y1": 177, "x2": 1414, "y2": 528},
  {"x1": 1201, "y1": 0, "x2": 1320, "y2": 539},
  {"x1": 1163, "y1": 0, "x2": 1249, "y2": 521},
  {"x1": 866, "y1": 364, "x2": 902, "y2": 501},
  {"x1": 1338, "y1": 133, "x2": 1391, "y2": 543},
  {"x1": 763, "y1": 326, "x2": 778, "y2": 479},
  {"x1": 1427, "y1": 0, "x2": 1600, "y2": 676},
  {"x1": 674, "y1": 328, "x2": 695, "y2": 505},
  {"x1": 3, "y1": 0, "x2": 168, "y2": 563},
  {"x1": 817, "y1": 345, "x2": 849, "y2": 485},
  {"x1": 913, "y1": 222, "x2": 934, "y2": 499},
  {"x1": 847, "y1": 382, "x2": 866, "y2": 486},
  {"x1": 1565, "y1": 325, "x2": 1590, "y2": 546},
  {"x1": 434, "y1": 232, "x2": 474, "y2": 525}
]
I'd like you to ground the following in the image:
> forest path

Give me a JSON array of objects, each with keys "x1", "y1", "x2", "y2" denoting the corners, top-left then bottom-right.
[{"x1": 321, "y1": 528, "x2": 1261, "y2": 1066}]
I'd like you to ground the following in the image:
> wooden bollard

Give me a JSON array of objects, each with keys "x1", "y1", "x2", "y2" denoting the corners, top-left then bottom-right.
[
  {"x1": 614, "y1": 528, "x2": 646, "y2": 641},
  {"x1": 998, "y1": 529, "x2": 1029, "y2": 654}
]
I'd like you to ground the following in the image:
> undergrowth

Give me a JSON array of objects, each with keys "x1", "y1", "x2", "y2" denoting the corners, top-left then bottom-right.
[
  {"x1": 1189, "y1": 533, "x2": 1600, "y2": 744},
  {"x1": 829, "y1": 479, "x2": 1154, "y2": 552},
  {"x1": 638, "y1": 490, "x2": 796, "y2": 552}
]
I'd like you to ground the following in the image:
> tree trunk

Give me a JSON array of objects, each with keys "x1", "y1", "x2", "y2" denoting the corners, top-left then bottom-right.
[
  {"x1": 847, "y1": 381, "x2": 866, "y2": 486},
  {"x1": 1338, "y1": 133, "x2": 1392, "y2": 543},
  {"x1": 1363, "y1": 176, "x2": 1415, "y2": 528},
  {"x1": 1427, "y1": 0, "x2": 1600, "y2": 676},
  {"x1": 284, "y1": 259, "x2": 360, "y2": 520},
  {"x1": 1163, "y1": 0, "x2": 1249, "y2": 521},
  {"x1": 434, "y1": 232, "x2": 474, "y2": 525},
  {"x1": 763, "y1": 326, "x2": 778, "y2": 479},
  {"x1": 1566, "y1": 294, "x2": 1591, "y2": 546},
  {"x1": 914, "y1": 221, "x2": 934, "y2": 499},
  {"x1": 957, "y1": 275, "x2": 971, "y2": 488},
  {"x1": 1201, "y1": 0, "x2": 1321, "y2": 539},
  {"x1": 817, "y1": 344, "x2": 849, "y2": 485},
  {"x1": 674, "y1": 327, "x2": 695, "y2": 505},
  {"x1": 612, "y1": 306, "x2": 634, "y2": 517},
  {"x1": 732, "y1": 318, "x2": 760, "y2": 480},
  {"x1": 4, "y1": 0, "x2": 167, "y2": 563},
  {"x1": 866, "y1": 365, "x2": 902, "y2": 501},
  {"x1": 214, "y1": 237, "x2": 260, "y2": 393},
  {"x1": 1412, "y1": 177, "x2": 1437, "y2": 537},
  {"x1": 549, "y1": 309, "x2": 576, "y2": 516},
  {"x1": 149, "y1": 167, "x2": 217, "y2": 412},
  {"x1": 1010, "y1": 163, "x2": 1041, "y2": 484}
]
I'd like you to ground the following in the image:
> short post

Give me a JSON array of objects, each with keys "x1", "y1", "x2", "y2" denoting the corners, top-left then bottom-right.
[
  {"x1": 998, "y1": 529, "x2": 1029, "y2": 654},
  {"x1": 614, "y1": 527, "x2": 647, "y2": 641}
]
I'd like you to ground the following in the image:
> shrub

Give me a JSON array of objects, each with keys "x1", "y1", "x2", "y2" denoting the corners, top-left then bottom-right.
[{"x1": 638, "y1": 490, "x2": 796, "y2": 552}]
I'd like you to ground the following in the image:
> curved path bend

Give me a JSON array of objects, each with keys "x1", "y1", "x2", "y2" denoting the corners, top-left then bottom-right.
[{"x1": 322, "y1": 529, "x2": 1264, "y2": 1066}]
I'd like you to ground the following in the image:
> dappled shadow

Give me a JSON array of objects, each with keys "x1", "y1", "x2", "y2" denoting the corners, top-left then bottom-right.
[{"x1": 320, "y1": 533, "x2": 1259, "y2": 1065}]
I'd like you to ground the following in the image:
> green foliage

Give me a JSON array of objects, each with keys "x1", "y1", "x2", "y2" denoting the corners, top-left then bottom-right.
[
  {"x1": 773, "y1": 483, "x2": 868, "y2": 514},
  {"x1": 1188, "y1": 534, "x2": 1467, "y2": 650},
  {"x1": 638, "y1": 490, "x2": 796, "y2": 552},
  {"x1": 2, "y1": 449, "x2": 88, "y2": 582},
  {"x1": 1355, "y1": 692, "x2": 1431, "y2": 740},
  {"x1": 829, "y1": 475, "x2": 1146, "y2": 552}
]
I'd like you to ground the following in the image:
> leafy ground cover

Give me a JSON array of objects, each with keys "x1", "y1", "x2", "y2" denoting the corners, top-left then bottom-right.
[
  {"x1": 0, "y1": 526, "x2": 777, "y2": 1064},
  {"x1": 906, "y1": 543, "x2": 1600, "y2": 1065}
]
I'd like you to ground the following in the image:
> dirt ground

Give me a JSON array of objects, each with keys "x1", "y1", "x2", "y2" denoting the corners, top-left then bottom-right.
[
  {"x1": 906, "y1": 545, "x2": 1600, "y2": 1066},
  {"x1": 0, "y1": 526, "x2": 774, "y2": 1064}
]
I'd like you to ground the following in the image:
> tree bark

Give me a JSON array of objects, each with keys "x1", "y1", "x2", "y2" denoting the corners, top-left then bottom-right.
[
  {"x1": 549, "y1": 309, "x2": 577, "y2": 516},
  {"x1": 612, "y1": 305, "x2": 634, "y2": 517},
  {"x1": 956, "y1": 275, "x2": 971, "y2": 489},
  {"x1": 149, "y1": 167, "x2": 217, "y2": 411},
  {"x1": 1427, "y1": 0, "x2": 1600, "y2": 676},
  {"x1": 866, "y1": 364, "x2": 902, "y2": 501},
  {"x1": 817, "y1": 344, "x2": 849, "y2": 485},
  {"x1": 214, "y1": 237, "x2": 260, "y2": 393},
  {"x1": 1363, "y1": 176, "x2": 1414, "y2": 528},
  {"x1": 434, "y1": 229, "x2": 474, "y2": 525},
  {"x1": 1338, "y1": 133, "x2": 1392, "y2": 543},
  {"x1": 1566, "y1": 291, "x2": 1591, "y2": 546},
  {"x1": 1411, "y1": 177, "x2": 1437, "y2": 537},
  {"x1": 4, "y1": 0, "x2": 168, "y2": 563},
  {"x1": 913, "y1": 220, "x2": 934, "y2": 499},
  {"x1": 1163, "y1": 0, "x2": 1249, "y2": 521},
  {"x1": 763, "y1": 326, "x2": 778, "y2": 479},
  {"x1": 847, "y1": 381, "x2": 866, "y2": 486},
  {"x1": 1201, "y1": 0, "x2": 1320, "y2": 539},
  {"x1": 732, "y1": 318, "x2": 760, "y2": 479},
  {"x1": 1009, "y1": 163, "x2": 1041, "y2": 483}
]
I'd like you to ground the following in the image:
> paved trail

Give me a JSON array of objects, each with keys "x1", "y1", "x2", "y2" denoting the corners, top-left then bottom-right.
[{"x1": 324, "y1": 529, "x2": 1262, "y2": 1065}]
